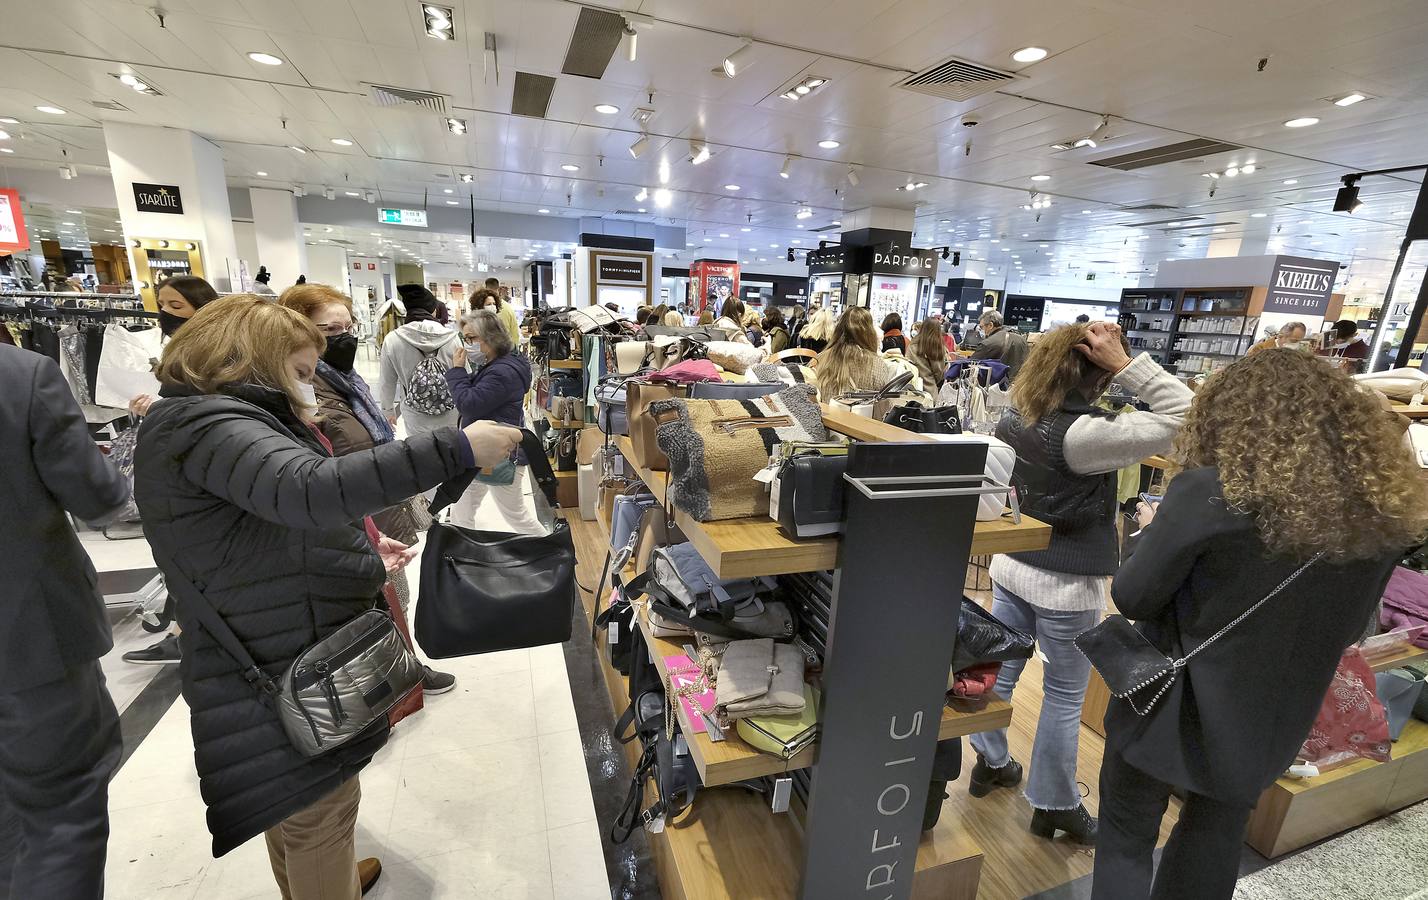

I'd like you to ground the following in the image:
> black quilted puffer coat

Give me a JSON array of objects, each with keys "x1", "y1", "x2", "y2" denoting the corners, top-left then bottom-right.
[{"x1": 134, "y1": 382, "x2": 471, "y2": 855}]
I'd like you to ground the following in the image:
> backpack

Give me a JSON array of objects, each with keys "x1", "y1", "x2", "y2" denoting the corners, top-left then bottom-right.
[{"x1": 405, "y1": 348, "x2": 455, "y2": 416}]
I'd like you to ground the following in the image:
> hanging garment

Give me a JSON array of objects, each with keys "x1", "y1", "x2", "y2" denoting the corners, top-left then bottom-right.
[
  {"x1": 83, "y1": 324, "x2": 104, "y2": 402},
  {"x1": 60, "y1": 325, "x2": 92, "y2": 405},
  {"x1": 31, "y1": 321, "x2": 61, "y2": 364},
  {"x1": 94, "y1": 324, "x2": 163, "y2": 408}
]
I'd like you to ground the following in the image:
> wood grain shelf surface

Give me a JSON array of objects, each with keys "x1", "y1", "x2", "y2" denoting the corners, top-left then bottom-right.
[
  {"x1": 1390, "y1": 403, "x2": 1428, "y2": 419},
  {"x1": 614, "y1": 433, "x2": 1050, "y2": 580},
  {"x1": 548, "y1": 358, "x2": 584, "y2": 369},
  {"x1": 637, "y1": 610, "x2": 1011, "y2": 788}
]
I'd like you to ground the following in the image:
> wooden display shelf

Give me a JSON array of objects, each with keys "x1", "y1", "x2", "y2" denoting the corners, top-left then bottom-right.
[
  {"x1": 1390, "y1": 402, "x2": 1428, "y2": 420},
  {"x1": 549, "y1": 358, "x2": 583, "y2": 369},
  {"x1": 637, "y1": 610, "x2": 1012, "y2": 788},
  {"x1": 613, "y1": 434, "x2": 1051, "y2": 580},
  {"x1": 581, "y1": 583, "x2": 985, "y2": 900},
  {"x1": 544, "y1": 409, "x2": 591, "y2": 429}
]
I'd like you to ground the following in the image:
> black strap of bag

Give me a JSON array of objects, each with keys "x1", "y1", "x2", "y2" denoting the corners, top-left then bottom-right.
[
  {"x1": 161, "y1": 564, "x2": 281, "y2": 698},
  {"x1": 429, "y1": 428, "x2": 557, "y2": 516},
  {"x1": 624, "y1": 572, "x2": 772, "y2": 642}
]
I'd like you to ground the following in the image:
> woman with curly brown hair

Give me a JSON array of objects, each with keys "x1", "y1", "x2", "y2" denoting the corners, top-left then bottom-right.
[{"x1": 1091, "y1": 348, "x2": 1428, "y2": 900}]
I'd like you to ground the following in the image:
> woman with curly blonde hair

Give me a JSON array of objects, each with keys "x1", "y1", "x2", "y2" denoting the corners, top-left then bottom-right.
[{"x1": 1092, "y1": 348, "x2": 1428, "y2": 900}]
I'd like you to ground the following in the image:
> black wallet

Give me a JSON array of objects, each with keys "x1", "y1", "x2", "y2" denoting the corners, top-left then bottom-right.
[{"x1": 772, "y1": 454, "x2": 848, "y2": 538}]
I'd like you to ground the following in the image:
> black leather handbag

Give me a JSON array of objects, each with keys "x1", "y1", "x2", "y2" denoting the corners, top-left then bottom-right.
[
  {"x1": 415, "y1": 431, "x2": 576, "y2": 658},
  {"x1": 950, "y1": 597, "x2": 1035, "y2": 674},
  {"x1": 554, "y1": 428, "x2": 578, "y2": 471},
  {"x1": 772, "y1": 453, "x2": 849, "y2": 538},
  {"x1": 884, "y1": 403, "x2": 962, "y2": 435}
]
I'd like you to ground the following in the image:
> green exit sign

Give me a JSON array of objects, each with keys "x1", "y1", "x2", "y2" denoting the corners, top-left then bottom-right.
[{"x1": 378, "y1": 208, "x2": 427, "y2": 227}]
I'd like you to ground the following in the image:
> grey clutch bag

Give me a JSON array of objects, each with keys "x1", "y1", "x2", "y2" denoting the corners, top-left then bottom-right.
[{"x1": 715, "y1": 639, "x2": 806, "y2": 722}]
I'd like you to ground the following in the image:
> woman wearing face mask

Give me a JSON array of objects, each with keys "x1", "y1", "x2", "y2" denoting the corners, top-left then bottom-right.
[
  {"x1": 446, "y1": 309, "x2": 541, "y2": 534},
  {"x1": 127, "y1": 275, "x2": 220, "y2": 418},
  {"x1": 959, "y1": 323, "x2": 1193, "y2": 845},
  {"x1": 277, "y1": 284, "x2": 457, "y2": 696},
  {"x1": 133, "y1": 294, "x2": 521, "y2": 898}
]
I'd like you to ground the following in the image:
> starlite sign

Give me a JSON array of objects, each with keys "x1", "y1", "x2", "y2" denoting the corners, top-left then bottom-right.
[
  {"x1": 1263, "y1": 256, "x2": 1338, "y2": 315},
  {"x1": 132, "y1": 182, "x2": 184, "y2": 214},
  {"x1": 378, "y1": 207, "x2": 428, "y2": 228}
]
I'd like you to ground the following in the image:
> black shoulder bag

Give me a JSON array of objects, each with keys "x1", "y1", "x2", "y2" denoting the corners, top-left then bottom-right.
[{"x1": 414, "y1": 429, "x2": 577, "y2": 658}]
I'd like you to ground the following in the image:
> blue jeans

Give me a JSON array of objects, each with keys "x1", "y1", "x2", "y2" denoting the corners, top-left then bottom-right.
[{"x1": 969, "y1": 583, "x2": 1099, "y2": 810}]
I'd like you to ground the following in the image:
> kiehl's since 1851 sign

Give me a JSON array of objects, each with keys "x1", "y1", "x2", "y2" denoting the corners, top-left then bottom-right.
[
  {"x1": 1263, "y1": 256, "x2": 1338, "y2": 316},
  {"x1": 132, "y1": 182, "x2": 184, "y2": 214}
]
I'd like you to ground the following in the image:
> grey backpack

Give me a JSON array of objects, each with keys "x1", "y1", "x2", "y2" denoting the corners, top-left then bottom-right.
[{"x1": 405, "y1": 349, "x2": 455, "y2": 416}]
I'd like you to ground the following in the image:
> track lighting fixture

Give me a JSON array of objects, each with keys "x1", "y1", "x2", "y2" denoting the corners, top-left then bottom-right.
[
  {"x1": 629, "y1": 133, "x2": 649, "y2": 159},
  {"x1": 846, "y1": 166, "x2": 860, "y2": 186},
  {"x1": 689, "y1": 139, "x2": 711, "y2": 165},
  {"x1": 458, "y1": 173, "x2": 474, "y2": 183},
  {"x1": 722, "y1": 40, "x2": 755, "y2": 78},
  {"x1": 952, "y1": 251, "x2": 961, "y2": 266},
  {"x1": 779, "y1": 155, "x2": 795, "y2": 179},
  {"x1": 786, "y1": 248, "x2": 795, "y2": 262},
  {"x1": 1050, "y1": 114, "x2": 1112, "y2": 151},
  {"x1": 446, "y1": 117, "x2": 467, "y2": 134},
  {"x1": 623, "y1": 21, "x2": 638, "y2": 62},
  {"x1": 634, "y1": 187, "x2": 649, "y2": 202},
  {"x1": 795, "y1": 206, "x2": 813, "y2": 220},
  {"x1": 323, "y1": 187, "x2": 336, "y2": 200},
  {"x1": 779, "y1": 75, "x2": 830, "y2": 101},
  {"x1": 941, "y1": 247, "x2": 949, "y2": 260},
  {"x1": 653, "y1": 188, "x2": 672, "y2": 208},
  {"x1": 364, "y1": 191, "x2": 375, "y2": 203},
  {"x1": 1334, "y1": 178, "x2": 1362, "y2": 213}
]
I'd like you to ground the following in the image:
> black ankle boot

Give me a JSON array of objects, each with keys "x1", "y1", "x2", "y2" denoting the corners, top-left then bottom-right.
[
  {"x1": 921, "y1": 779, "x2": 949, "y2": 832},
  {"x1": 967, "y1": 754, "x2": 1023, "y2": 798},
  {"x1": 1029, "y1": 804, "x2": 1097, "y2": 844}
]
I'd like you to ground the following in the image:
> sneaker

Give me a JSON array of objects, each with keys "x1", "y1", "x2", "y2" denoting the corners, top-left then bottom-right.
[
  {"x1": 122, "y1": 634, "x2": 181, "y2": 665},
  {"x1": 358, "y1": 857, "x2": 382, "y2": 895},
  {"x1": 967, "y1": 753, "x2": 1023, "y2": 798},
  {"x1": 1029, "y1": 804, "x2": 1098, "y2": 844},
  {"x1": 421, "y1": 666, "x2": 457, "y2": 695}
]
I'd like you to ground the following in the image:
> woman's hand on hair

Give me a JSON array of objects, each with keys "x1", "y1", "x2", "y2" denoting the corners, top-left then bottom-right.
[
  {"x1": 463, "y1": 420, "x2": 522, "y2": 468},
  {"x1": 1076, "y1": 322, "x2": 1133, "y2": 374}
]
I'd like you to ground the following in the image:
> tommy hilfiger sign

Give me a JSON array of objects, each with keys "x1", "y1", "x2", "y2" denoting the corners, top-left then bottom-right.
[
  {"x1": 1263, "y1": 256, "x2": 1337, "y2": 315},
  {"x1": 132, "y1": 183, "x2": 184, "y2": 214}
]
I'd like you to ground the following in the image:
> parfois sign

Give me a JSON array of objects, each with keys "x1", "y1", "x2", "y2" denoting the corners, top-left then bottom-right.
[{"x1": 132, "y1": 182, "x2": 184, "y2": 214}]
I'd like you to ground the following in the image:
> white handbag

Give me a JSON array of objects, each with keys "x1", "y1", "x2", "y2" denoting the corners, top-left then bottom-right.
[{"x1": 924, "y1": 433, "x2": 1016, "y2": 520}]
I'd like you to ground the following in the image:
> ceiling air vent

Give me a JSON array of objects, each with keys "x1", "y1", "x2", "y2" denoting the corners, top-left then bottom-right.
[
  {"x1": 562, "y1": 6, "x2": 625, "y2": 79},
  {"x1": 898, "y1": 56, "x2": 1018, "y2": 103},
  {"x1": 91, "y1": 99, "x2": 131, "y2": 111},
  {"x1": 366, "y1": 84, "x2": 448, "y2": 115},
  {"x1": 512, "y1": 72, "x2": 557, "y2": 118},
  {"x1": 1120, "y1": 215, "x2": 1205, "y2": 228},
  {"x1": 1124, "y1": 204, "x2": 1181, "y2": 211},
  {"x1": 1089, "y1": 138, "x2": 1241, "y2": 171}
]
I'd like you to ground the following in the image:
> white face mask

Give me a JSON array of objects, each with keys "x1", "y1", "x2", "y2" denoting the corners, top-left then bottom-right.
[{"x1": 294, "y1": 380, "x2": 317, "y2": 407}]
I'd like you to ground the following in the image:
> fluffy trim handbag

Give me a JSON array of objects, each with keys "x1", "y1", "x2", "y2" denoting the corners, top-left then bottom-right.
[
  {"x1": 415, "y1": 430, "x2": 576, "y2": 658},
  {"x1": 651, "y1": 385, "x2": 829, "y2": 522}
]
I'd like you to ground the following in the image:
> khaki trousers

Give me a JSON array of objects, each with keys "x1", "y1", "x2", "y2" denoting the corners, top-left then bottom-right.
[{"x1": 264, "y1": 776, "x2": 361, "y2": 900}]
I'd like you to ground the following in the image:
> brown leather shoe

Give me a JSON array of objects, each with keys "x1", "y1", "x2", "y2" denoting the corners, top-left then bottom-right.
[{"x1": 359, "y1": 857, "x2": 382, "y2": 895}]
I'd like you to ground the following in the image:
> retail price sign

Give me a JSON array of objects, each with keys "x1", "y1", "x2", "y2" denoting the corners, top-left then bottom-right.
[
  {"x1": 378, "y1": 207, "x2": 427, "y2": 228},
  {"x1": 1264, "y1": 256, "x2": 1338, "y2": 315},
  {"x1": 0, "y1": 187, "x2": 29, "y2": 252},
  {"x1": 132, "y1": 182, "x2": 184, "y2": 214}
]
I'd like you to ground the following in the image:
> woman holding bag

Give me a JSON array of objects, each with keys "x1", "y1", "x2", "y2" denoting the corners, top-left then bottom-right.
[
  {"x1": 446, "y1": 308, "x2": 541, "y2": 534},
  {"x1": 278, "y1": 283, "x2": 457, "y2": 698},
  {"x1": 1090, "y1": 349, "x2": 1428, "y2": 900},
  {"x1": 133, "y1": 295, "x2": 520, "y2": 898}
]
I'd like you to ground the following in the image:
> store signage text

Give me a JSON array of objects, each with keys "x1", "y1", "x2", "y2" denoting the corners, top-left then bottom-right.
[
  {"x1": 132, "y1": 183, "x2": 184, "y2": 214},
  {"x1": 807, "y1": 246, "x2": 851, "y2": 276},
  {"x1": 378, "y1": 207, "x2": 428, "y2": 228},
  {"x1": 1263, "y1": 256, "x2": 1337, "y2": 315},
  {"x1": 860, "y1": 710, "x2": 924, "y2": 897},
  {"x1": 596, "y1": 256, "x2": 646, "y2": 283},
  {"x1": 869, "y1": 245, "x2": 938, "y2": 279}
]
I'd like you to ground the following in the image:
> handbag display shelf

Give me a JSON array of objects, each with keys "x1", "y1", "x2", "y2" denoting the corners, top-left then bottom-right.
[
  {"x1": 578, "y1": 406, "x2": 1052, "y2": 900},
  {"x1": 612, "y1": 404, "x2": 1051, "y2": 580}
]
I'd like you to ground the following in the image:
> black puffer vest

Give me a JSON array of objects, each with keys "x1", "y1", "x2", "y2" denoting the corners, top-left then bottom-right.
[{"x1": 996, "y1": 394, "x2": 1119, "y2": 575}]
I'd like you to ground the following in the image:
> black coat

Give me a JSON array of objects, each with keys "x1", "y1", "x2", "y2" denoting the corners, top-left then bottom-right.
[
  {"x1": 134, "y1": 382, "x2": 472, "y2": 855},
  {"x1": 1105, "y1": 467, "x2": 1395, "y2": 805},
  {"x1": 0, "y1": 346, "x2": 129, "y2": 690}
]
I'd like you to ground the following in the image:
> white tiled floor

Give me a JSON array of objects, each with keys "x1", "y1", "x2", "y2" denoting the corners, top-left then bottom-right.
[{"x1": 100, "y1": 367, "x2": 610, "y2": 898}]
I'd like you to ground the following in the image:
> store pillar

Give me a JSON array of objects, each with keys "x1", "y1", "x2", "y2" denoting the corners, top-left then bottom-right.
[
  {"x1": 249, "y1": 187, "x2": 308, "y2": 293},
  {"x1": 102, "y1": 122, "x2": 239, "y2": 307}
]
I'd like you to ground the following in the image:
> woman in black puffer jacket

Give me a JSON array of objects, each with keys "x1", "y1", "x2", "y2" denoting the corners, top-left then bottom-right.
[{"x1": 133, "y1": 295, "x2": 519, "y2": 898}]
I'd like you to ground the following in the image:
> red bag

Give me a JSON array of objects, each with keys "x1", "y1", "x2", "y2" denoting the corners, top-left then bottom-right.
[{"x1": 1298, "y1": 646, "x2": 1391, "y2": 767}]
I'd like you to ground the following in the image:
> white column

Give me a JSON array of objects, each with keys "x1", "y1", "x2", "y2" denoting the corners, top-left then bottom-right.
[
  {"x1": 305, "y1": 244, "x2": 351, "y2": 295},
  {"x1": 249, "y1": 187, "x2": 309, "y2": 292},
  {"x1": 102, "y1": 122, "x2": 239, "y2": 291}
]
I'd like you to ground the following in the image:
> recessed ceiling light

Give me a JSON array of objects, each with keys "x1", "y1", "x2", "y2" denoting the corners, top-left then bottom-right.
[
  {"x1": 594, "y1": 104, "x2": 619, "y2": 115},
  {"x1": 1251, "y1": 212, "x2": 1268, "y2": 218},
  {"x1": 1240, "y1": 164, "x2": 1257, "y2": 174},
  {"x1": 255, "y1": 170, "x2": 268, "y2": 177},
  {"x1": 561, "y1": 163, "x2": 580, "y2": 172},
  {"x1": 740, "y1": 227, "x2": 751, "y2": 232},
  {"x1": 344, "y1": 191, "x2": 361, "y2": 197},
  {"x1": 1030, "y1": 174, "x2": 1051, "y2": 182},
  {"x1": 248, "y1": 52, "x2": 283, "y2": 65},
  {"x1": 289, "y1": 145, "x2": 307, "y2": 153},
  {"x1": 538, "y1": 208, "x2": 550, "y2": 214},
  {"x1": 1011, "y1": 47, "x2": 1048, "y2": 63},
  {"x1": 35, "y1": 105, "x2": 65, "y2": 115},
  {"x1": 637, "y1": 207, "x2": 647, "y2": 213},
  {"x1": 0, "y1": 117, "x2": 17, "y2": 124},
  {"x1": 1282, "y1": 178, "x2": 1299, "y2": 185},
  {"x1": 1284, "y1": 117, "x2": 1319, "y2": 128},
  {"x1": 1213, "y1": 227, "x2": 1226, "y2": 233},
  {"x1": 831, "y1": 220, "x2": 841, "y2": 226},
  {"x1": 330, "y1": 138, "x2": 353, "y2": 146},
  {"x1": 792, "y1": 239, "x2": 802, "y2": 244},
  {"x1": 1332, "y1": 92, "x2": 1367, "y2": 107},
  {"x1": 446, "y1": 200, "x2": 458, "y2": 205},
  {"x1": 818, "y1": 139, "x2": 840, "y2": 149},
  {"x1": 724, "y1": 184, "x2": 740, "y2": 191}
]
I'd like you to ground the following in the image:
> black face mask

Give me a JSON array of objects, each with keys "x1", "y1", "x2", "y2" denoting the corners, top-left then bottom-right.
[
  {"x1": 321, "y1": 332, "x2": 359, "y2": 371},
  {"x1": 158, "y1": 310, "x2": 189, "y2": 337}
]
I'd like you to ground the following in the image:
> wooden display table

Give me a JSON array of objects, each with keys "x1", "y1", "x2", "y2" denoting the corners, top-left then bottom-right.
[
  {"x1": 1390, "y1": 402, "x2": 1428, "y2": 419},
  {"x1": 549, "y1": 358, "x2": 583, "y2": 369}
]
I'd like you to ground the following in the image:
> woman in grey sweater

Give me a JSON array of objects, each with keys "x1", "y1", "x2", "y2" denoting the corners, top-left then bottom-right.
[
  {"x1": 966, "y1": 322, "x2": 1193, "y2": 843},
  {"x1": 378, "y1": 285, "x2": 460, "y2": 435}
]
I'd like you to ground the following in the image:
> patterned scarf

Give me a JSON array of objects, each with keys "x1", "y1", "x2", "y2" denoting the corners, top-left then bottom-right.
[{"x1": 316, "y1": 360, "x2": 395, "y2": 445}]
